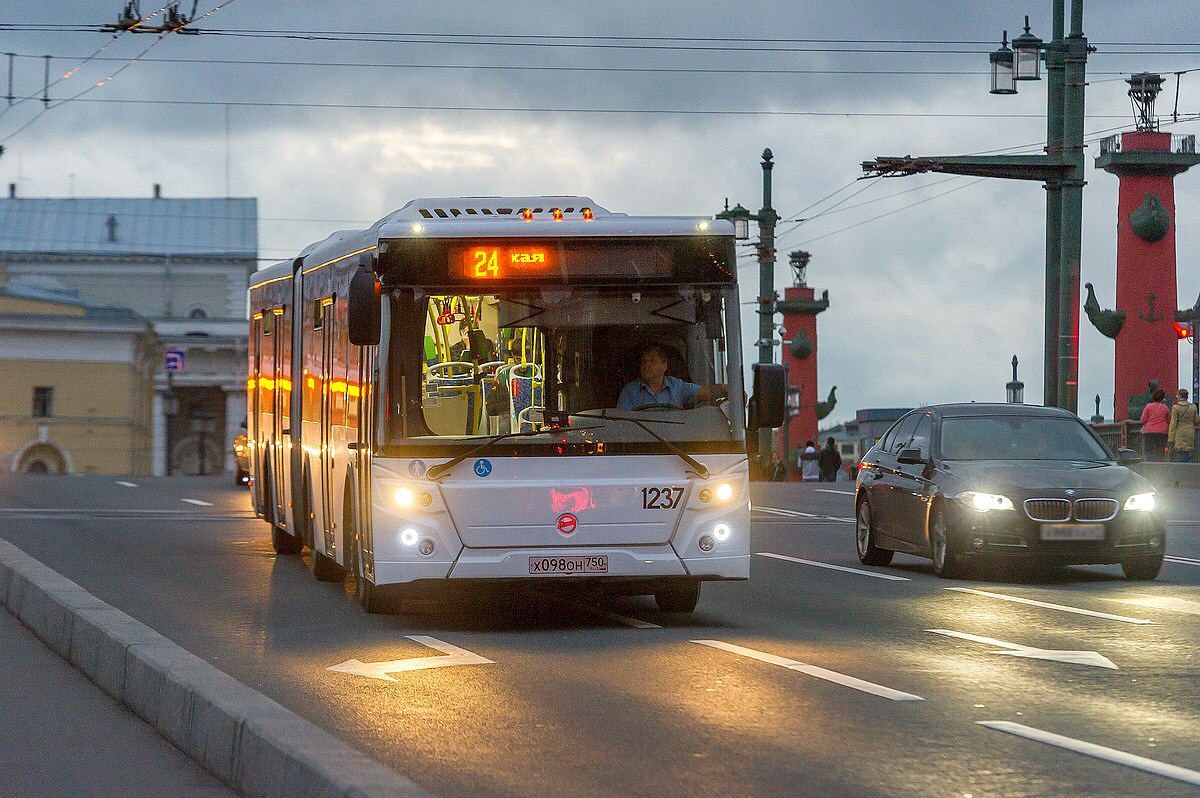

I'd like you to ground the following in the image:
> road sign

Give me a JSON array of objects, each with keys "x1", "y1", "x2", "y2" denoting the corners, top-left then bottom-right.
[{"x1": 164, "y1": 350, "x2": 186, "y2": 372}]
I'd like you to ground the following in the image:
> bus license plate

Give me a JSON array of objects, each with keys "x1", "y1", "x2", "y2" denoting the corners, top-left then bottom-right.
[
  {"x1": 1040, "y1": 523, "x2": 1104, "y2": 541},
  {"x1": 528, "y1": 555, "x2": 609, "y2": 575}
]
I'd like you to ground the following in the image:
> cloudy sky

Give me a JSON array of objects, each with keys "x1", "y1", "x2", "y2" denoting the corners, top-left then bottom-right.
[{"x1": 2, "y1": 1, "x2": 1198, "y2": 425}]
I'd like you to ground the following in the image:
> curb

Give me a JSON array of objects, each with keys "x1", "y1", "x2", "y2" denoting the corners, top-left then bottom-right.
[{"x1": 0, "y1": 538, "x2": 428, "y2": 798}]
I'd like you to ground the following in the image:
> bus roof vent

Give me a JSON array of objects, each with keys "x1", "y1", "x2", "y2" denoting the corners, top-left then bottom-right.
[{"x1": 375, "y1": 196, "x2": 619, "y2": 226}]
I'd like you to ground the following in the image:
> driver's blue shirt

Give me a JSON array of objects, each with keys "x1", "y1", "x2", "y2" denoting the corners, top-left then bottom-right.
[{"x1": 617, "y1": 376, "x2": 700, "y2": 410}]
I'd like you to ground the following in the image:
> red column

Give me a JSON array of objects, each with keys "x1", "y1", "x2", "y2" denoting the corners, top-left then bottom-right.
[{"x1": 779, "y1": 285, "x2": 821, "y2": 480}]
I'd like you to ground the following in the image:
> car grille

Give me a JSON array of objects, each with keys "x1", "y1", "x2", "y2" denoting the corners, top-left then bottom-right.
[
  {"x1": 1074, "y1": 498, "x2": 1119, "y2": 522},
  {"x1": 1024, "y1": 497, "x2": 1119, "y2": 522},
  {"x1": 1024, "y1": 499, "x2": 1071, "y2": 522}
]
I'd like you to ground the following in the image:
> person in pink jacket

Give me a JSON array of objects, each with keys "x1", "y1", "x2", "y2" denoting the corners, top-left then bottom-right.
[{"x1": 1140, "y1": 387, "x2": 1171, "y2": 461}]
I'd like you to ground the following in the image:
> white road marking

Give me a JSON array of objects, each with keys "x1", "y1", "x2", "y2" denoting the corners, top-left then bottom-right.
[
  {"x1": 1164, "y1": 555, "x2": 1200, "y2": 567},
  {"x1": 978, "y1": 721, "x2": 1200, "y2": 787},
  {"x1": 1110, "y1": 595, "x2": 1200, "y2": 616},
  {"x1": 814, "y1": 488, "x2": 854, "y2": 495},
  {"x1": 326, "y1": 635, "x2": 493, "y2": 682},
  {"x1": 926, "y1": 629, "x2": 1118, "y2": 669},
  {"x1": 751, "y1": 505, "x2": 855, "y2": 523},
  {"x1": 756, "y1": 552, "x2": 911, "y2": 581},
  {"x1": 946, "y1": 587, "x2": 1158, "y2": 626},
  {"x1": 181, "y1": 498, "x2": 213, "y2": 507},
  {"x1": 692, "y1": 640, "x2": 923, "y2": 701},
  {"x1": 115, "y1": 480, "x2": 138, "y2": 487}
]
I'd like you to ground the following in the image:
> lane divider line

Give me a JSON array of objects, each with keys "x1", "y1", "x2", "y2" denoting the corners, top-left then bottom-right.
[
  {"x1": 751, "y1": 505, "x2": 856, "y2": 523},
  {"x1": 978, "y1": 720, "x2": 1200, "y2": 787},
  {"x1": 814, "y1": 488, "x2": 854, "y2": 495},
  {"x1": 946, "y1": 587, "x2": 1158, "y2": 626},
  {"x1": 756, "y1": 552, "x2": 911, "y2": 581},
  {"x1": 182, "y1": 498, "x2": 214, "y2": 507},
  {"x1": 1164, "y1": 555, "x2": 1200, "y2": 567},
  {"x1": 115, "y1": 481, "x2": 138, "y2": 488},
  {"x1": 693, "y1": 640, "x2": 923, "y2": 701}
]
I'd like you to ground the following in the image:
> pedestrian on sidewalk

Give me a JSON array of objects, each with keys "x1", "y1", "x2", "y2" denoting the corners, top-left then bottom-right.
[
  {"x1": 1168, "y1": 388, "x2": 1198, "y2": 463},
  {"x1": 1140, "y1": 386, "x2": 1171, "y2": 462},
  {"x1": 818, "y1": 437, "x2": 842, "y2": 482},
  {"x1": 799, "y1": 440, "x2": 820, "y2": 482}
]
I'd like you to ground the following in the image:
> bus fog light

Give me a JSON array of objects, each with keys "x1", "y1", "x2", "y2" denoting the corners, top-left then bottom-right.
[
  {"x1": 698, "y1": 535, "x2": 715, "y2": 552},
  {"x1": 418, "y1": 538, "x2": 435, "y2": 556},
  {"x1": 715, "y1": 482, "x2": 734, "y2": 502},
  {"x1": 399, "y1": 527, "x2": 419, "y2": 546},
  {"x1": 712, "y1": 523, "x2": 732, "y2": 542},
  {"x1": 395, "y1": 487, "x2": 415, "y2": 507}
]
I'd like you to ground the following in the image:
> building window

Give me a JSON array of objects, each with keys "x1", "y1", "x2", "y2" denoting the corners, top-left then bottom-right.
[{"x1": 32, "y1": 387, "x2": 53, "y2": 418}]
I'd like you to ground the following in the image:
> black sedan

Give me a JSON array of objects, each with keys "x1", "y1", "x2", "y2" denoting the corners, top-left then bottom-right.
[{"x1": 854, "y1": 403, "x2": 1165, "y2": 579}]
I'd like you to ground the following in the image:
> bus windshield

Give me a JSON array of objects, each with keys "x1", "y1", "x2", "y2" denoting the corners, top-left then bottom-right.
[{"x1": 381, "y1": 285, "x2": 740, "y2": 451}]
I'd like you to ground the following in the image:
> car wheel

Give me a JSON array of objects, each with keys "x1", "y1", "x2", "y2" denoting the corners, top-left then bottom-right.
[
  {"x1": 930, "y1": 506, "x2": 962, "y2": 579},
  {"x1": 855, "y1": 498, "x2": 894, "y2": 566},
  {"x1": 1121, "y1": 555, "x2": 1163, "y2": 581},
  {"x1": 654, "y1": 580, "x2": 701, "y2": 612}
]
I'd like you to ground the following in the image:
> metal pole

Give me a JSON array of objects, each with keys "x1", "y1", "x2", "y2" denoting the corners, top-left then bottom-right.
[
  {"x1": 5, "y1": 52, "x2": 13, "y2": 106},
  {"x1": 757, "y1": 149, "x2": 779, "y2": 464},
  {"x1": 782, "y1": 362, "x2": 791, "y2": 480},
  {"x1": 1057, "y1": 0, "x2": 1087, "y2": 414},
  {"x1": 1043, "y1": 0, "x2": 1066, "y2": 407},
  {"x1": 41, "y1": 55, "x2": 49, "y2": 108}
]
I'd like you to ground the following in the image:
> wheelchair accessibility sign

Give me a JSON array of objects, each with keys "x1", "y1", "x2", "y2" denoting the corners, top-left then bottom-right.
[{"x1": 474, "y1": 459, "x2": 493, "y2": 478}]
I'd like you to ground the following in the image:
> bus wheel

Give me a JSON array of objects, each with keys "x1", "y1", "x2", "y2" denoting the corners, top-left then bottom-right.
[
  {"x1": 266, "y1": 476, "x2": 302, "y2": 555},
  {"x1": 654, "y1": 580, "x2": 701, "y2": 612}
]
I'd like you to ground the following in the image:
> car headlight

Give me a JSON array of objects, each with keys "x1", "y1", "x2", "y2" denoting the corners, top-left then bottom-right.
[
  {"x1": 957, "y1": 491, "x2": 1015, "y2": 512},
  {"x1": 1124, "y1": 492, "x2": 1156, "y2": 512}
]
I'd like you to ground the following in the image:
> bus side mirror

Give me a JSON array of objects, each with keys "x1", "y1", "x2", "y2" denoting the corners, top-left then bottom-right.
[
  {"x1": 348, "y1": 263, "x2": 381, "y2": 346},
  {"x1": 750, "y1": 363, "x2": 786, "y2": 429}
]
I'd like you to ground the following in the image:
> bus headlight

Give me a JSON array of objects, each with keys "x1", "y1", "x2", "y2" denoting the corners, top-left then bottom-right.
[
  {"x1": 394, "y1": 487, "x2": 415, "y2": 507},
  {"x1": 715, "y1": 482, "x2": 735, "y2": 502},
  {"x1": 1124, "y1": 492, "x2": 1156, "y2": 512},
  {"x1": 957, "y1": 492, "x2": 1014, "y2": 512}
]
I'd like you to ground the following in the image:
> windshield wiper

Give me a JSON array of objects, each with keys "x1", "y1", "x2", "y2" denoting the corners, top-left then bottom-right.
[
  {"x1": 425, "y1": 425, "x2": 604, "y2": 482},
  {"x1": 573, "y1": 411, "x2": 709, "y2": 479}
]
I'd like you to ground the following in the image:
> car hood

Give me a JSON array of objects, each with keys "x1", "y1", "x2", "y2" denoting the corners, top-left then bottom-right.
[{"x1": 941, "y1": 459, "x2": 1150, "y2": 495}]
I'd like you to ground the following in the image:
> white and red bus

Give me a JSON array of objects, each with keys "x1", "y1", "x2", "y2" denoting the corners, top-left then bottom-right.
[{"x1": 247, "y1": 196, "x2": 783, "y2": 612}]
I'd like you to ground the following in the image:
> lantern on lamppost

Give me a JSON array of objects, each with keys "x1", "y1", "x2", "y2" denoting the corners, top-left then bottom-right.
[
  {"x1": 1012, "y1": 16, "x2": 1043, "y2": 81},
  {"x1": 990, "y1": 31, "x2": 1017, "y2": 95},
  {"x1": 716, "y1": 201, "x2": 754, "y2": 241},
  {"x1": 1006, "y1": 355, "x2": 1025, "y2": 404}
]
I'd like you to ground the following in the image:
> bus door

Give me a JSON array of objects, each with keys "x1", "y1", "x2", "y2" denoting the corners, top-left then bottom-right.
[
  {"x1": 250, "y1": 313, "x2": 263, "y2": 511},
  {"x1": 269, "y1": 309, "x2": 287, "y2": 522},
  {"x1": 318, "y1": 296, "x2": 337, "y2": 553}
]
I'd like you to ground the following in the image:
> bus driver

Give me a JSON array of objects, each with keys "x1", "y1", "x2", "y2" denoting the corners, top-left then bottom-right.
[{"x1": 617, "y1": 345, "x2": 728, "y2": 411}]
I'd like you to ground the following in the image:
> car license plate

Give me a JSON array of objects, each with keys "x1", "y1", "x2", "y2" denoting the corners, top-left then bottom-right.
[
  {"x1": 1040, "y1": 523, "x2": 1105, "y2": 541},
  {"x1": 528, "y1": 555, "x2": 609, "y2": 575}
]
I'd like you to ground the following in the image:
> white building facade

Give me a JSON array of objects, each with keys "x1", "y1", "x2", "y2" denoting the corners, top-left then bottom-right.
[{"x1": 0, "y1": 185, "x2": 257, "y2": 475}]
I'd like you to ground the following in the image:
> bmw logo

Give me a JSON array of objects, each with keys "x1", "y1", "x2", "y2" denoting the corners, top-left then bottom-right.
[{"x1": 1065, "y1": 489, "x2": 1076, "y2": 496}]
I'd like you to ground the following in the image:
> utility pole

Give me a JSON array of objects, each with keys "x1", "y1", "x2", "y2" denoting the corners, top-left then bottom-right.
[
  {"x1": 718, "y1": 149, "x2": 781, "y2": 474},
  {"x1": 863, "y1": 0, "x2": 1089, "y2": 414}
]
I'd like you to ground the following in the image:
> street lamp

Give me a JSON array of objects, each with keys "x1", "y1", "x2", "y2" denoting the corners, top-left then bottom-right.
[
  {"x1": 717, "y1": 201, "x2": 754, "y2": 241},
  {"x1": 1006, "y1": 355, "x2": 1025, "y2": 404},
  {"x1": 989, "y1": 31, "x2": 1017, "y2": 95},
  {"x1": 1012, "y1": 16, "x2": 1043, "y2": 81},
  {"x1": 789, "y1": 250, "x2": 810, "y2": 287}
]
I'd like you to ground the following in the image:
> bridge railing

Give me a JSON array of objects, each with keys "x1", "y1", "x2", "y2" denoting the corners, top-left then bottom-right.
[{"x1": 1091, "y1": 420, "x2": 1145, "y2": 456}]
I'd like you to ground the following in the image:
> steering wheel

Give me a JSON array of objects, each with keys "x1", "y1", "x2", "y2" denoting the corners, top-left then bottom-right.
[{"x1": 632, "y1": 403, "x2": 684, "y2": 412}]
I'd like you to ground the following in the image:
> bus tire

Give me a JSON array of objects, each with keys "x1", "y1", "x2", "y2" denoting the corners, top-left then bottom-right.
[
  {"x1": 266, "y1": 469, "x2": 302, "y2": 555},
  {"x1": 654, "y1": 580, "x2": 701, "y2": 612}
]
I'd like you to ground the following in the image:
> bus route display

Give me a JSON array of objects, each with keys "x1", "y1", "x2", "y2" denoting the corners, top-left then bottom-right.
[{"x1": 458, "y1": 245, "x2": 557, "y2": 279}]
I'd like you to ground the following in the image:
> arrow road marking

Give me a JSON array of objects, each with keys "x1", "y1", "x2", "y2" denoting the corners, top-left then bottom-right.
[
  {"x1": 326, "y1": 635, "x2": 493, "y2": 682},
  {"x1": 978, "y1": 721, "x2": 1200, "y2": 787},
  {"x1": 1110, "y1": 595, "x2": 1200, "y2": 616},
  {"x1": 692, "y1": 640, "x2": 923, "y2": 701},
  {"x1": 927, "y1": 629, "x2": 1118, "y2": 669},
  {"x1": 757, "y1": 552, "x2": 911, "y2": 581},
  {"x1": 945, "y1": 587, "x2": 1158, "y2": 626}
]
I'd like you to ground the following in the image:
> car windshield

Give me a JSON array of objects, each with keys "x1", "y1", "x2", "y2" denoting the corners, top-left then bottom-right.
[
  {"x1": 380, "y1": 286, "x2": 741, "y2": 450},
  {"x1": 938, "y1": 415, "x2": 1111, "y2": 461}
]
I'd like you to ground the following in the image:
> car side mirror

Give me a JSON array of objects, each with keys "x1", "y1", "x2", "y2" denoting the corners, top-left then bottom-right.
[
  {"x1": 749, "y1": 363, "x2": 786, "y2": 429},
  {"x1": 347, "y1": 257, "x2": 381, "y2": 346},
  {"x1": 896, "y1": 447, "x2": 927, "y2": 465},
  {"x1": 1116, "y1": 447, "x2": 1142, "y2": 466}
]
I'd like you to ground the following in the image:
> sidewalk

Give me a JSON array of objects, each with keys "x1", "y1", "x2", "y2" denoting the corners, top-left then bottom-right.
[{"x1": 0, "y1": 608, "x2": 234, "y2": 798}]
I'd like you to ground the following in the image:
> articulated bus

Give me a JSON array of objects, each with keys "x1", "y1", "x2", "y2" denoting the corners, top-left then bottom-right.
[{"x1": 248, "y1": 196, "x2": 783, "y2": 612}]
